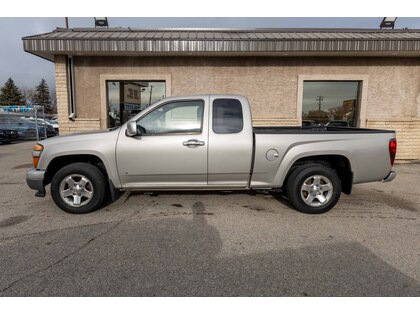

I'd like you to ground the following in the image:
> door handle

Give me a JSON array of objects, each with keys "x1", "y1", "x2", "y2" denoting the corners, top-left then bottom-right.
[{"x1": 183, "y1": 139, "x2": 205, "y2": 147}]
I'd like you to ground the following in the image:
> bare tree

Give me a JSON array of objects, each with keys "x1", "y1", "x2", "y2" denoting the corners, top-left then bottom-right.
[
  {"x1": 50, "y1": 87, "x2": 57, "y2": 114},
  {"x1": 21, "y1": 86, "x2": 36, "y2": 104}
]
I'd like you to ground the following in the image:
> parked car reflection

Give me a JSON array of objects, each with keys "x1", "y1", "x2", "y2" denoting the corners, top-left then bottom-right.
[
  {"x1": 302, "y1": 120, "x2": 317, "y2": 127},
  {"x1": 325, "y1": 120, "x2": 351, "y2": 127}
]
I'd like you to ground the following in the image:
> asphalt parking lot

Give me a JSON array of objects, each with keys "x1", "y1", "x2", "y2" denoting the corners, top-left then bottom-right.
[{"x1": 0, "y1": 141, "x2": 419, "y2": 296}]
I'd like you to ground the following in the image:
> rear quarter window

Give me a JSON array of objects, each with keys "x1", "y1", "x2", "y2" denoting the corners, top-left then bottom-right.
[{"x1": 212, "y1": 98, "x2": 243, "y2": 134}]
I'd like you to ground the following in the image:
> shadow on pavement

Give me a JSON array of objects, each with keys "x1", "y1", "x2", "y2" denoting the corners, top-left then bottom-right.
[{"x1": 1, "y1": 201, "x2": 419, "y2": 296}]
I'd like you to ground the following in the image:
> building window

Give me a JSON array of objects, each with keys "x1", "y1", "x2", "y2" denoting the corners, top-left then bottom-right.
[
  {"x1": 302, "y1": 81, "x2": 360, "y2": 127},
  {"x1": 107, "y1": 80, "x2": 166, "y2": 128}
]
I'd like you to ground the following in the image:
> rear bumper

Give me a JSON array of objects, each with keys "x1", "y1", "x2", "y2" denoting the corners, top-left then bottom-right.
[
  {"x1": 26, "y1": 168, "x2": 46, "y2": 196},
  {"x1": 382, "y1": 171, "x2": 397, "y2": 182}
]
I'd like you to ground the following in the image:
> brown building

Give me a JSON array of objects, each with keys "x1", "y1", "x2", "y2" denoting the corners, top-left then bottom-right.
[{"x1": 23, "y1": 28, "x2": 420, "y2": 159}]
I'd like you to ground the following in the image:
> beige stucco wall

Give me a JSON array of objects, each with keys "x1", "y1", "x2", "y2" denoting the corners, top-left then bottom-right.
[
  {"x1": 54, "y1": 56, "x2": 101, "y2": 133},
  {"x1": 367, "y1": 118, "x2": 420, "y2": 160},
  {"x1": 55, "y1": 55, "x2": 420, "y2": 159}
]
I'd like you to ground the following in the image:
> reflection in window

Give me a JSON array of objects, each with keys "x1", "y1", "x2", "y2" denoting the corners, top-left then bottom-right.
[
  {"x1": 137, "y1": 100, "x2": 204, "y2": 135},
  {"x1": 107, "y1": 81, "x2": 166, "y2": 128},
  {"x1": 302, "y1": 81, "x2": 360, "y2": 127}
]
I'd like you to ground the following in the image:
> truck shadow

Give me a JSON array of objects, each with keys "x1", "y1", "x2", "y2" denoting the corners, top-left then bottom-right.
[
  {"x1": 126, "y1": 190, "x2": 294, "y2": 209},
  {"x1": 125, "y1": 190, "x2": 296, "y2": 214}
]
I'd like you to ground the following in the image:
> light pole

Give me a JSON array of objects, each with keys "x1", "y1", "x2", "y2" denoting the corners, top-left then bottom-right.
[
  {"x1": 148, "y1": 85, "x2": 154, "y2": 106},
  {"x1": 33, "y1": 103, "x2": 39, "y2": 141}
]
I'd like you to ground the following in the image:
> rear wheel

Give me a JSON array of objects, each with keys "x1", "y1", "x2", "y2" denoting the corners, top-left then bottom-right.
[
  {"x1": 285, "y1": 164, "x2": 341, "y2": 214},
  {"x1": 51, "y1": 162, "x2": 106, "y2": 214}
]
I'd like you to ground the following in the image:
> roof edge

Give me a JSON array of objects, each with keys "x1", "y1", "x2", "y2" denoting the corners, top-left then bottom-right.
[{"x1": 49, "y1": 27, "x2": 420, "y2": 33}]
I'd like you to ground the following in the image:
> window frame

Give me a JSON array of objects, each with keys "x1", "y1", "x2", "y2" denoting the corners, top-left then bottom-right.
[
  {"x1": 212, "y1": 98, "x2": 244, "y2": 134},
  {"x1": 135, "y1": 99, "x2": 205, "y2": 136}
]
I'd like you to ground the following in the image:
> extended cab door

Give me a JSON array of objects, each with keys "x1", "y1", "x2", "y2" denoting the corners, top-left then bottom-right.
[
  {"x1": 208, "y1": 96, "x2": 254, "y2": 187},
  {"x1": 116, "y1": 97, "x2": 209, "y2": 188}
]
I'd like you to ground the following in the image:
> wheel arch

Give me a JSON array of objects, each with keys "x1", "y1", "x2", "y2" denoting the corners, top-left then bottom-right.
[
  {"x1": 44, "y1": 154, "x2": 111, "y2": 187},
  {"x1": 280, "y1": 154, "x2": 353, "y2": 195}
]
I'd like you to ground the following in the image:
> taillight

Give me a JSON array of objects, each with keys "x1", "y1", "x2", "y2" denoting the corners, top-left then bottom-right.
[
  {"x1": 32, "y1": 144, "x2": 43, "y2": 168},
  {"x1": 389, "y1": 138, "x2": 397, "y2": 166}
]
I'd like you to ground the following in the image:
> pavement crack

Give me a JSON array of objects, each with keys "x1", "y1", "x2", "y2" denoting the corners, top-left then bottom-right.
[
  {"x1": 113, "y1": 191, "x2": 131, "y2": 205},
  {"x1": 0, "y1": 220, "x2": 120, "y2": 242},
  {"x1": 0, "y1": 220, "x2": 122, "y2": 295}
]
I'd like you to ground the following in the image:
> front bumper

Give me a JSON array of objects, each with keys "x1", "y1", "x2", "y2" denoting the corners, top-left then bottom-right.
[
  {"x1": 26, "y1": 168, "x2": 46, "y2": 196},
  {"x1": 382, "y1": 171, "x2": 397, "y2": 182},
  {"x1": 0, "y1": 130, "x2": 18, "y2": 141}
]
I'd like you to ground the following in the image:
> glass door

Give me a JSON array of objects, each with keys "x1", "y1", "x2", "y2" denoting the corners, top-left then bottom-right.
[{"x1": 107, "y1": 80, "x2": 166, "y2": 128}]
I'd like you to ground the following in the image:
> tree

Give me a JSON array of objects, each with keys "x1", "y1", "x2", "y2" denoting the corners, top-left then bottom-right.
[
  {"x1": 50, "y1": 87, "x2": 57, "y2": 114},
  {"x1": 306, "y1": 109, "x2": 330, "y2": 125},
  {"x1": 21, "y1": 86, "x2": 36, "y2": 104},
  {"x1": 33, "y1": 79, "x2": 53, "y2": 114},
  {"x1": 0, "y1": 78, "x2": 25, "y2": 105}
]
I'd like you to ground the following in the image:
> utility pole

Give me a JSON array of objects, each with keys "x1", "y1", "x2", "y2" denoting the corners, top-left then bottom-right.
[
  {"x1": 148, "y1": 85, "x2": 153, "y2": 106},
  {"x1": 65, "y1": 17, "x2": 69, "y2": 29},
  {"x1": 316, "y1": 96, "x2": 324, "y2": 114}
]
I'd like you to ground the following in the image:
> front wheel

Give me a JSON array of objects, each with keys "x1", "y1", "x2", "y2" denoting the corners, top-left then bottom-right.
[
  {"x1": 285, "y1": 164, "x2": 342, "y2": 214},
  {"x1": 51, "y1": 162, "x2": 107, "y2": 214}
]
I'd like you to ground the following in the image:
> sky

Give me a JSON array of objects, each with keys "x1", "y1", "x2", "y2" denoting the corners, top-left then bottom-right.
[
  {"x1": 302, "y1": 81, "x2": 359, "y2": 116},
  {"x1": 1, "y1": 17, "x2": 420, "y2": 90}
]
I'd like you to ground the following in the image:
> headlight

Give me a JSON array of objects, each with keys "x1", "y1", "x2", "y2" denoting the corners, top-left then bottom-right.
[{"x1": 32, "y1": 144, "x2": 43, "y2": 168}]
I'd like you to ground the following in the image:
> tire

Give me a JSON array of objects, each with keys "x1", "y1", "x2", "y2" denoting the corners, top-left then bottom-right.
[
  {"x1": 285, "y1": 164, "x2": 341, "y2": 214},
  {"x1": 282, "y1": 163, "x2": 322, "y2": 197},
  {"x1": 51, "y1": 162, "x2": 107, "y2": 214}
]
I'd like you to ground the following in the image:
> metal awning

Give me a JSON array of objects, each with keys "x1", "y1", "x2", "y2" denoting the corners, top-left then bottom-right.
[{"x1": 22, "y1": 27, "x2": 420, "y2": 61}]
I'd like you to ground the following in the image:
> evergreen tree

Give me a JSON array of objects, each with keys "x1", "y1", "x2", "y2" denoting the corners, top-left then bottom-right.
[
  {"x1": 0, "y1": 78, "x2": 25, "y2": 105},
  {"x1": 34, "y1": 79, "x2": 53, "y2": 114}
]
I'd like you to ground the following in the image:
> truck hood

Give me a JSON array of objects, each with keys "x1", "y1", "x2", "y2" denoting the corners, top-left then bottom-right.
[{"x1": 38, "y1": 128, "x2": 120, "y2": 146}]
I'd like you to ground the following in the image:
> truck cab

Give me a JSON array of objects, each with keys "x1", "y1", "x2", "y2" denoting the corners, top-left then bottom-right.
[{"x1": 118, "y1": 95, "x2": 253, "y2": 189}]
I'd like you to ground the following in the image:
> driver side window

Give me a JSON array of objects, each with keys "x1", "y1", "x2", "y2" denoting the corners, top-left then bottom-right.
[{"x1": 137, "y1": 100, "x2": 204, "y2": 135}]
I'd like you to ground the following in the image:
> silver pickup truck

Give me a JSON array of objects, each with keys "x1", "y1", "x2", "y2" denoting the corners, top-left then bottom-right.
[{"x1": 26, "y1": 95, "x2": 397, "y2": 215}]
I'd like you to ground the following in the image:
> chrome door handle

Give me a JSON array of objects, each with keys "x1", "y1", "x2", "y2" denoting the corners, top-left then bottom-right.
[{"x1": 183, "y1": 139, "x2": 205, "y2": 147}]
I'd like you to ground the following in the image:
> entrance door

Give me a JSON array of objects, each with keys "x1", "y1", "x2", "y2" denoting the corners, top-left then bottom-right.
[
  {"x1": 116, "y1": 98, "x2": 209, "y2": 188},
  {"x1": 107, "y1": 81, "x2": 166, "y2": 128}
]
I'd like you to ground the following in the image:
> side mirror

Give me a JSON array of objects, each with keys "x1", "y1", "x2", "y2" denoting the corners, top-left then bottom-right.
[{"x1": 126, "y1": 121, "x2": 138, "y2": 137}]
